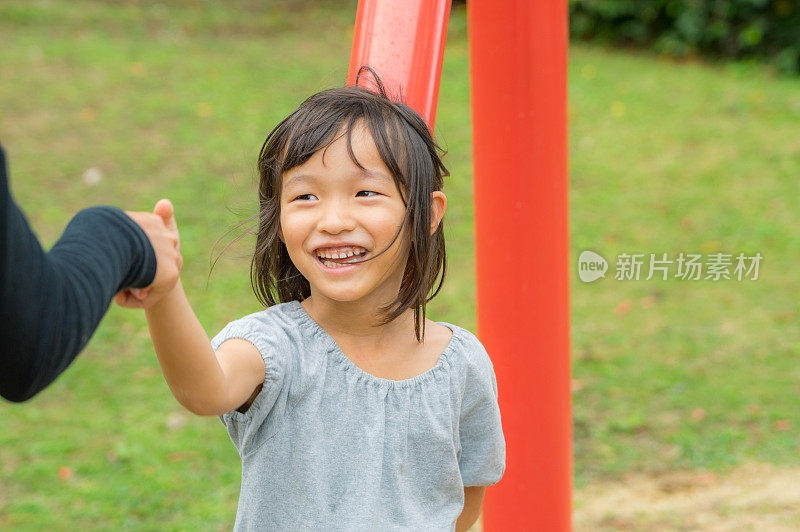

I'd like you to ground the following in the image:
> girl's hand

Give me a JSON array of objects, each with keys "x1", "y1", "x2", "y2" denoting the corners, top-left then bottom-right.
[{"x1": 115, "y1": 199, "x2": 182, "y2": 309}]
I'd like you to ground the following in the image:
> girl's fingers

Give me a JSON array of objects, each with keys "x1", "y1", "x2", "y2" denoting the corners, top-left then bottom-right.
[
  {"x1": 153, "y1": 199, "x2": 179, "y2": 242},
  {"x1": 153, "y1": 198, "x2": 173, "y2": 221},
  {"x1": 132, "y1": 288, "x2": 150, "y2": 300},
  {"x1": 114, "y1": 291, "x2": 127, "y2": 306},
  {"x1": 114, "y1": 289, "x2": 145, "y2": 309}
]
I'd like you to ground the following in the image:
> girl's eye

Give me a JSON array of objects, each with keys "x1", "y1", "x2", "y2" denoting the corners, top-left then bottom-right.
[{"x1": 293, "y1": 191, "x2": 379, "y2": 201}]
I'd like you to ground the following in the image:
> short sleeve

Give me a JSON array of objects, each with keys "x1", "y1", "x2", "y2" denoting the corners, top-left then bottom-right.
[
  {"x1": 210, "y1": 310, "x2": 293, "y2": 458},
  {"x1": 458, "y1": 340, "x2": 506, "y2": 487}
]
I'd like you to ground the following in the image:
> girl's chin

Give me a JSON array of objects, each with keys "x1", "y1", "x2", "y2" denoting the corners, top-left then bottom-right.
[{"x1": 309, "y1": 289, "x2": 369, "y2": 304}]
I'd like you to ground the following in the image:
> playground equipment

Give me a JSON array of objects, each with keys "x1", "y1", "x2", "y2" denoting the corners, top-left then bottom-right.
[
  {"x1": 347, "y1": 0, "x2": 571, "y2": 529},
  {"x1": 347, "y1": 0, "x2": 451, "y2": 132}
]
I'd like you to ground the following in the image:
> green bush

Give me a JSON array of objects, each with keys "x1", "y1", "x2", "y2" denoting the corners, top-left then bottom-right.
[{"x1": 569, "y1": 0, "x2": 800, "y2": 74}]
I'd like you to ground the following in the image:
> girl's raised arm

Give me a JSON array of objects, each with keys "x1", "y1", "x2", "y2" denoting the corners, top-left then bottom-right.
[{"x1": 144, "y1": 282, "x2": 265, "y2": 416}]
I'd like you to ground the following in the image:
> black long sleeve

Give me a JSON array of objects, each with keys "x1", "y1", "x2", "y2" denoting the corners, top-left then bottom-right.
[{"x1": 0, "y1": 144, "x2": 157, "y2": 402}]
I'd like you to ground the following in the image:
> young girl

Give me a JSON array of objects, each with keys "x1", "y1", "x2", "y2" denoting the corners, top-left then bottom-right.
[{"x1": 136, "y1": 77, "x2": 505, "y2": 530}]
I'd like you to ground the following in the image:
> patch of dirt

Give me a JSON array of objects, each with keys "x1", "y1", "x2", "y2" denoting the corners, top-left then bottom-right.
[{"x1": 574, "y1": 463, "x2": 800, "y2": 531}]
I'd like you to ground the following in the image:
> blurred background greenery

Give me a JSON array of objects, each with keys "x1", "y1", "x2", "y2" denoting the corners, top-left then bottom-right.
[
  {"x1": 1, "y1": 0, "x2": 800, "y2": 530},
  {"x1": 570, "y1": 0, "x2": 800, "y2": 75}
]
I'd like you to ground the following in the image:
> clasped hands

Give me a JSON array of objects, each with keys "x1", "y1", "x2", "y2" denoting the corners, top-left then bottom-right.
[{"x1": 115, "y1": 199, "x2": 182, "y2": 309}]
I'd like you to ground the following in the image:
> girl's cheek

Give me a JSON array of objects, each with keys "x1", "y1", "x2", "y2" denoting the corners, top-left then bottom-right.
[
  {"x1": 282, "y1": 213, "x2": 317, "y2": 242},
  {"x1": 367, "y1": 206, "x2": 403, "y2": 226}
]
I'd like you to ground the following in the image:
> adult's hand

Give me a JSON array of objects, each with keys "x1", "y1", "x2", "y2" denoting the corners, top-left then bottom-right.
[{"x1": 115, "y1": 199, "x2": 182, "y2": 309}]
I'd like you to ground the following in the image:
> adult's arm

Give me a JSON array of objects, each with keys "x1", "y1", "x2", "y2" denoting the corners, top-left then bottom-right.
[{"x1": 0, "y1": 143, "x2": 157, "y2": 402}]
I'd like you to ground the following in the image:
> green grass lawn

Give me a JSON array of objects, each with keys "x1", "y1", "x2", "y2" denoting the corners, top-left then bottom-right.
[
  {"x1": 1, "y1": 0, "x2": 799, "y2": 529},
  {"x1": 570, "y1": 44, "x2": 800, "y2": 486}
]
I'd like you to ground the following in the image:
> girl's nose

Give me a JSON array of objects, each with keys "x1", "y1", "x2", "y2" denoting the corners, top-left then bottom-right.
[{"x1": 317, "y1": 199, "x2": 357, "y2": 234}]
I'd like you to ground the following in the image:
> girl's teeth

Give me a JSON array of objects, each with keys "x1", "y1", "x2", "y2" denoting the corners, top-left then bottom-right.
[
  {"x1": 317, "y1": 247, "x2": 366, "y2": 259},
  {"x1": 322, "y1": 259, "x2": 349, "y2": 269},
  {"x1": 319, "y1": 250, "x2": 365, "y2": 269}
]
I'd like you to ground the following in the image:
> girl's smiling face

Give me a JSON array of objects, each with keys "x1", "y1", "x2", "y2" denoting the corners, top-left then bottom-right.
[{"x1": 279, "y1": 121, "x2": 411, "y2": 304}]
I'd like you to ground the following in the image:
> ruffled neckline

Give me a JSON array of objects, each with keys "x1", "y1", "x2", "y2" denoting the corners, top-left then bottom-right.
[{"x1": 284, "y1": 299, "x2": 460, "y2": 389}]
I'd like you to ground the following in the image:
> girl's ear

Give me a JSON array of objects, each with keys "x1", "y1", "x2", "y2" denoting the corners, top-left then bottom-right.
[
  {"x1": 278, "y1": 225, "x2": 284, "y2": 243},
  {"x1": 430, "y1": 191, "x2": 447, "y2": 236}
]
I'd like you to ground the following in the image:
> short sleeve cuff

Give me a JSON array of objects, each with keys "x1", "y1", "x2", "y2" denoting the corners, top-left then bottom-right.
[{"x1": 210, "y1": 321, "x2": 288, "y2": 434}]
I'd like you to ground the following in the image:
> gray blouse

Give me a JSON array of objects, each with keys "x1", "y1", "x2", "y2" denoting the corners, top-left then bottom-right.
[{"x1": 210, "y1": 300, "x2": 505, "y2": 531}]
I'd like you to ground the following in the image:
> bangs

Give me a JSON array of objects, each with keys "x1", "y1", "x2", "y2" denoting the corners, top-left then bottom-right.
[{"x1": 276, "y1": 98, "x2": 412, "y2": 206}]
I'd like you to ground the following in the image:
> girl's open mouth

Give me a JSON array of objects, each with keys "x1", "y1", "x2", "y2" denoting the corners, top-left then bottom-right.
[{"x1": 315, "y1": 250, "x2": 368, "y2": 271}]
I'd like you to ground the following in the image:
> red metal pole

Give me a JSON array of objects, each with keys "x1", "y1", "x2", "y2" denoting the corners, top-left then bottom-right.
[
  {"x1": 346, "y1": 0, "x2": 451, "y2": 132},
  {"x1": 469, "y1": 1, "x2": 572, "y2": 530}
]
